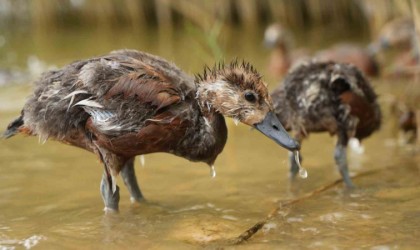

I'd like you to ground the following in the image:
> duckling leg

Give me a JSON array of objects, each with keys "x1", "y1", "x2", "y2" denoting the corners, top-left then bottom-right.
[
  {"x1": 100, "y1": 170, "x2": 120, "y2": 212},
  {"x1": 95, "y1": 145, "x2": 121, "y2": 212},
  {"x1": 121, "y1": 157, "x2": 144, "y2": 203},
  {"x1": 334, "y1": 139, "x2": 354, "y2": 188}
]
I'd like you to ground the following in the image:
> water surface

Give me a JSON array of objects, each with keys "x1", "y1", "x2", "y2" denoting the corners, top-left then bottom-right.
[{"x1": 0, "y1": 26, "x2": 419, "y2": 249}]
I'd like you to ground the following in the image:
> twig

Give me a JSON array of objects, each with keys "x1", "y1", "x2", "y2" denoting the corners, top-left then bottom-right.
[{"x1": 229, "y1": 168, "x2": 385, "y2": 245}]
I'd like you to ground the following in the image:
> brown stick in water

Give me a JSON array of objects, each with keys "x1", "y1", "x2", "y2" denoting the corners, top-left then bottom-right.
[{"x1": 230, "y1": 168, "x2": 383, "y2": 245}]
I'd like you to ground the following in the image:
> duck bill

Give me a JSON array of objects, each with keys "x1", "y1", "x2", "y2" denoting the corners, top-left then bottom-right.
[{"x1": 254, "y1": 111, "x2": 300, "y2": 151}]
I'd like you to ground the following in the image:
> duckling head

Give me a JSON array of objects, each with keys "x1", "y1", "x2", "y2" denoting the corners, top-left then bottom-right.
[
  {"x1": 195, "y1": 61, "x2": 300, "y2": 151},
  {"x1": 263, "y1": 23, "x2": 292, "y2": 50}
]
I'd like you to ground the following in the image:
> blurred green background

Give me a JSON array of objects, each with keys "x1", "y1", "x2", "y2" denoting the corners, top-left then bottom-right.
[{"x1": 0, "y1": 0, "x2": 417, "y2": 70}]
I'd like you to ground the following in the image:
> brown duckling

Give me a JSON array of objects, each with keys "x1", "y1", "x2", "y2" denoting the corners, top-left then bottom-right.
[
  {"x1": 264, "y1": 23, "x2": 311, "y2": 78},
  {"x1": 391, "y1": 101, "x2": 418, "y2": 144},
  {"x1": 369, "y1": 17, "x2": 419, "y2": 78},
  {"x1": 264, "y1": 23, "x2": 379, "y2": 78},
  {"x1": 399, "y1": 110, "x2": 417, "y2": 143},
  {"x1": 271, "y1": 61, "x2": 381, "y2": 187},
  {"x1": 369, "y1": 17, "x2": 415, "y2": 53},
  {"x1": 3, "y1": 49, "x2": 299, "y2": 212}
]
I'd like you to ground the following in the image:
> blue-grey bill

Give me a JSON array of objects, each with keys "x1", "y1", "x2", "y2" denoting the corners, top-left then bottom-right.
[{"x1": 254, "y1": 111, "x2": 300, "y2": 151}]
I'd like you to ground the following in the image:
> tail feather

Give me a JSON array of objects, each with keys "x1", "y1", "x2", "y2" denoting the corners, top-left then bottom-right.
[{"x1": 3, "y1": 115, "x2": 24, "y2": 139}]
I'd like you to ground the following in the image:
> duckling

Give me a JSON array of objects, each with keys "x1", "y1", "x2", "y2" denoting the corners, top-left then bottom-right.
[
  {"x1": 391, "y1": 101, "x2": 418, "y2": 144},
  {"x1": 264, "y1": 23, "x2": 311, "y2": 78},
  {"x1": 399, "y1": 110, "x2": 417, "y2": 143},
  {"x1": 271, "y1": 61, "x2": 381, "y2": 187},
  {"x1": 264, "y1": 23, "x2": 379, "y2": 78},
  {"x1": 369, "y1": 17, "x2": 415, "y2": 53},
  {"x1": 3, "y1": 49, "x2": 299, "y2": 212},
  {"x1": 369, "y1": 17, "x2": 419, "y2": 78}
]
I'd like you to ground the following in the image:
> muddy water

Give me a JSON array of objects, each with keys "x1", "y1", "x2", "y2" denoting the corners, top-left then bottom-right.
[{"x1": 0, "y1": 27, "x2": 419, "y2": 249}]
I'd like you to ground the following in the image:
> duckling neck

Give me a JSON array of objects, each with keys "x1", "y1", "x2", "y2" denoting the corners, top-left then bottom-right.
[
  {"x1": 195, "y1": 80, "x2": 226, "y2": 116},
  {"x1": 275, "y1": 44, "x2": 290, "y2": 57},
  {"x1": 270, "y1": 45, "x2": 291, "y2": 74},
  {"x1": 180, "y1": 81, "x2": 228, "y2": 165}
]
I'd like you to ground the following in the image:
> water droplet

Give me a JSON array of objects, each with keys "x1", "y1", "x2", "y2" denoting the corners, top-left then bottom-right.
[
  {"x1": 349, "y1": 138, "x2": 365, "y2": 154},
  {"x1": 210, "y1": 165, "x2": 216, "y2": 178},
  {"x1": 233, "y1": 118, "x2": 239, "y2": 126},
  {"x1": 139, "y1": 155, "x2": 145, "y2": 167},
  {"x1": 299, "y1": 168, "x2": 308, "y2": 179},
  {"x1": 294, "y1": 151, "x2": 308, "y2": 179}
]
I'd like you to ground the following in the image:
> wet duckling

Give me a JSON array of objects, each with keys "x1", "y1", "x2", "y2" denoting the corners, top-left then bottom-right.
[
  {"x1": 264, "y1": 23, "x2": 379, "y2": 78},
  {"x1": 271, "y1": 61, "x2": 381, "y2": 187},
  {"x1": 4, "y1": 49, "x2": 299, "y2": 212}
]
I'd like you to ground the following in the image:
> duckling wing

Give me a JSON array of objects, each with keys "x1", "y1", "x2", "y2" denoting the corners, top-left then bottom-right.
[
  {"x1": 23, "y1": 50, "x2": 196, "y2": 143},
  {"x1": 74, "y1": 55, "x2": 194, "y2": 137},
  {"x1": 85, "y1": 58, "x2": 200, "y2": 156}
]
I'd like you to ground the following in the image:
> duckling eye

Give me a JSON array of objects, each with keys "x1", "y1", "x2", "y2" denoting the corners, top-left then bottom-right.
[{"x1": 244, "y1": 92, "x2": 257, "y2": 103}]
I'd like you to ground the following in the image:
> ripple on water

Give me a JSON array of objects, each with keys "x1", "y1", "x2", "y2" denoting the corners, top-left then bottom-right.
[
  {"x1": 286, "y1": 217, "x2": 303, "y2": 223},
  {"x1": 370, "y1": 245, "x2": 392, "y2": 250},
  {"x1": 262, "y1": 222, "x2": 277, "y2": 234},
  {"x1": 300, "y1": 227, "x2": 320, "y2": 235},
  {"x1": 221, "y1": 215, "x2": 238, "y2": 221},
  {"x1": 319, "y1": 212, "x2": 345, "y2": 224},
  {"x1": 0, "y1": 235, "x2": 46, "y2": 249}
]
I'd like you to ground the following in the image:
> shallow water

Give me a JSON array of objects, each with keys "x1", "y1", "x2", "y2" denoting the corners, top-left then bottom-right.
[{"x1": 0, "y1": 26, "x2": 419, "y2": 249}]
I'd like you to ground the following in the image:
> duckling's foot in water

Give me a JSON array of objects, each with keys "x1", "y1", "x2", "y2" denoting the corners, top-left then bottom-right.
[
  {"x1": 334, "y1": 144, "x2": 355, "y2": 189},
  {"x1": 121, "y1": 158, "x2": 145, "y2": 204},
  {"x1": 101, "y1": 172, "x2": 120, "y2": 212}
]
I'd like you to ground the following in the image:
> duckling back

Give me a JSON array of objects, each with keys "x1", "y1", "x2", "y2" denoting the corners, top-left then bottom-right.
[{"x1": 10, "y1": 50, "x2": 196, "y2": 144}]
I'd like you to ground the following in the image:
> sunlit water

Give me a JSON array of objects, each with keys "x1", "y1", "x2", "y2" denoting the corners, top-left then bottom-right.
[{"x1": 0, "y1": 27, "x2": 419, "y2": 249}]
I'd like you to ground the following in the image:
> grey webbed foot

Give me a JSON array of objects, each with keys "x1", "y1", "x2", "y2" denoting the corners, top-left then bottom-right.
[
  {"x1": 121, "y1": 158, "x2": 144, "y2": 203},
  {"x1": 334, "y1": 144, "x2": 355, "y2": 188},
  {"x1": 100, "y1": 172, "x2": 120, "y2": 212}
]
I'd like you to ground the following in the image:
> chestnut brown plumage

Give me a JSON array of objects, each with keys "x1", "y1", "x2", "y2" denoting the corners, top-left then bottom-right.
[{"x1": 4, "y1": 49, "x2": 299, "y2": 212}]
